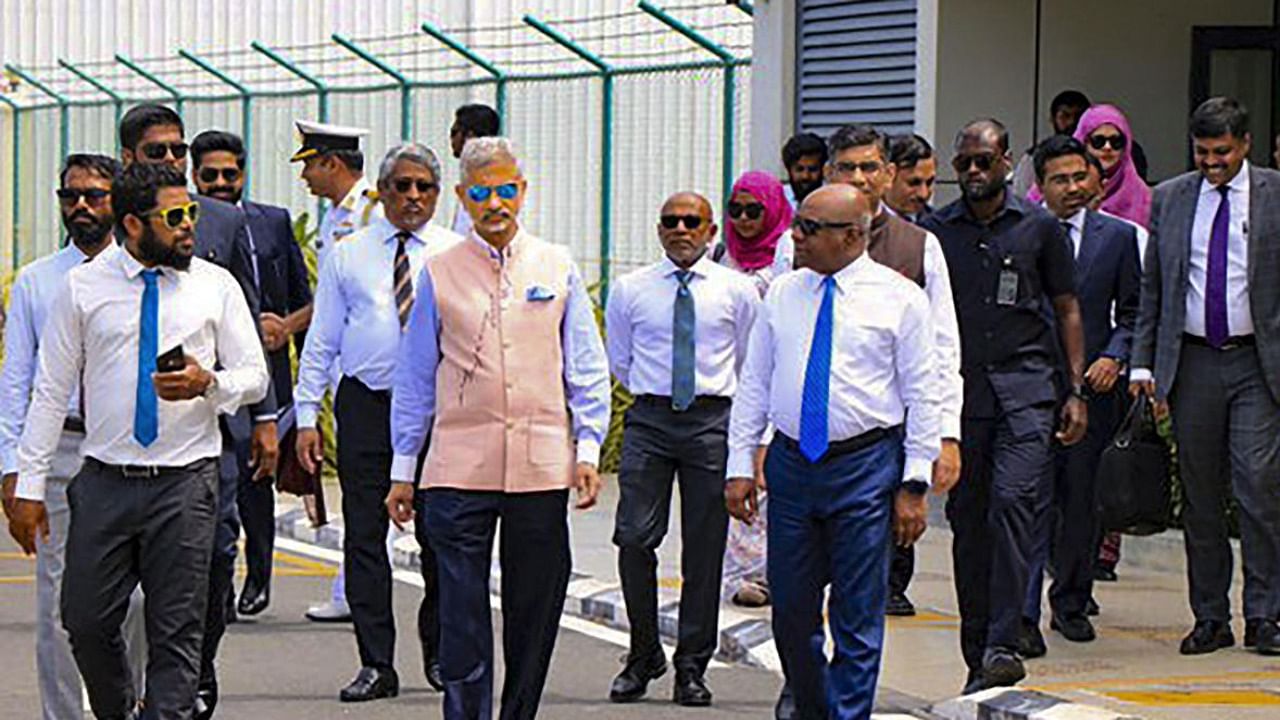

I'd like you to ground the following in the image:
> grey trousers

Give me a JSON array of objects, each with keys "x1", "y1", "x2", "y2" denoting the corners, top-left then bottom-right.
[
  {"x1": 38, "y1": 433, "x2": 147, "y2": 720},
  {"x1": 1171, "y1": 343, "x2": 1280, "y2": 623},
  {"x1": 62, "y1": 456, "x2": 219, "y2": 720}
]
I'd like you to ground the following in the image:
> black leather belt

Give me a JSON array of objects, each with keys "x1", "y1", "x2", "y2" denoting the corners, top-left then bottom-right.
[
  {"x1": 777, "y1": 425, "x2": 899, "y2": 462},
  {"x1": 63, "y1": 417, "x2": 85, "y2": 434},
  {"x1": 85, "y1": 456, "x2": 215, "y2": 479},
  {"x1": 1183, "y1": 333, "x2": 1255, "y2": 350},
  {"x1": 633, "y1": 394, "x2": 731, "y2": 409}
]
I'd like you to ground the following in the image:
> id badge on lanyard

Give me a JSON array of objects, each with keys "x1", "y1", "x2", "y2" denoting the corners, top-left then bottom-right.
[{"x1": 996, "y1": 256, "x2": 1019, "y2": 306}]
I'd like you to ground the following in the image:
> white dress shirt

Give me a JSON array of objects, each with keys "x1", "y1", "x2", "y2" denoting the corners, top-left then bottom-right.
[
  {"x1": 727, "y1": 253, "x2": 941, "y2": 484},
  {"x1": 16, "y1": 247, "x2": 269, "y2": 500},
  {"x1": 1099, "y1": 210, "x2": 1149, "y2": 269},
  {"x1": 1185, "y1": 161, "x2": 1252, "y2": 338},
  {"x1": 317, "y1": 176, "x2": 382, "y2": 272},
  {"x1": 295, "y1": 217, "x2": 462, "y2": 429},
  {"x1": 605, "y1": 253, "x2": 759, "y2": 398}
]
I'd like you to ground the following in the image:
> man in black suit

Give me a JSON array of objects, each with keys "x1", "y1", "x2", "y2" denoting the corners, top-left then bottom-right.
[
  {"x1": 119, "y1": 104, "x2": 280, "y2": 720},
  {"x1": 193, "y1": 129, "x2": 313, "y2": 620},
  {"x1": 1022, "y1": 136, "x2": 1140, "y2": 652}
]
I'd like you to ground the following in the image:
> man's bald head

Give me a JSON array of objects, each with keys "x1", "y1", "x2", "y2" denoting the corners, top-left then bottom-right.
[
  {"x1": 955, "y1": 118, "x2": 1010, "y2": 154},
  {"x1": 802, "y1": 184, "x2": 872, "y2": 227},
  {"x1": 791, "y1": 184, "x2": 870, "y2": 275},
  {"x1": 658, "y1": 191, "x2": 717, "y2": 268},
  {"x1": 661, "y1": 191, "x2": 713, "y2": 218}
]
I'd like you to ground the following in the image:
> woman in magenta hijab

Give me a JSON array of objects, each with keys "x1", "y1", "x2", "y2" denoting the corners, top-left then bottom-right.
[
  {"x1": 1074, "y1": 104, "x2": 1152, "y2": 228},
  {"x1": 715, "y1": 170, "x2": 794, "y2": 297}
]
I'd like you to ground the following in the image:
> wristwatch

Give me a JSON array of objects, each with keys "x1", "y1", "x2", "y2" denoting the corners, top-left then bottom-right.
[
  {"x1": 901, "y1": 480, "x2": 929, "y2": 496},
  {"x1": 1070, "y1": 383, "x2": 1088, "y2": 401}
]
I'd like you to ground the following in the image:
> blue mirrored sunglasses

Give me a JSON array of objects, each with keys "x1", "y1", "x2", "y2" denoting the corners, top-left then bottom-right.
[{"x1": 466, "y1": 183, "x2": 520, "y2": 203}]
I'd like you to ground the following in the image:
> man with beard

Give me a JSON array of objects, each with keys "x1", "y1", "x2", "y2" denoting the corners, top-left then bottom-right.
[
  {"x1": 1, "y1": 154, "x2": 146, "y2": 720},
  {"x1": 8, "y1": 162, "x2": 269, "y2": 720},
  {"x1": 781, "y1": 132, "x2": 827, "y2": 210},
  {"x1": 921, "y1": 119, "x2": 1088, "y2": 692},
  {"x1": 1013, "y1": 90, "x2": 1091, "y2": 197},
  {"x1": 191, "y1": 130, "x2": 312, "y2": 620},
  {"x1": 885, "y1": 134, "x2": 938, "y2": 225},
  {"x1": 118, "y1": 104, "x2": 279, "y2": 719}
]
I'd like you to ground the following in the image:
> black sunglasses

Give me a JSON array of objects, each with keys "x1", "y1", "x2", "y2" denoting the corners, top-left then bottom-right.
[
  {"x1": 140, "y1": 142, "x2": 189, "y2": 161},
  {"x1": 198, "y1": 167, "x2": 242, "y2": 184},
  {"x1": 831, "y1": 160, "x2": 883, "y2": 175},
  {"x1": 1088, "y1": 134, "x2": 1127, "y2": 151},
  {"x1": 727, "y1": 202, "x2": 764, "y2": 220},
  {"x1": 393, "y1": 178, "x2": 440, "y2": 194},
  {"x1": 952, "y1": 154, "x2": 997, "y2": 172},
  {"x1": 660, "y1": 214, "x2": 703, "y2": 230},
  {"x1": 56, "y1": 188, "x2": 110, "y2": 206},
  {"x1": 791, "y1": 216, "x2": 854, "y2": 236}
]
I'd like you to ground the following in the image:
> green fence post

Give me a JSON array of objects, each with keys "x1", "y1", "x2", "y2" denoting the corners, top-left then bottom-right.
[
  {"x1": 58, "y1": 59, "x2": 125, "y2": 153},
  {"x1": 638, "y1": 1, "x2": 738, "y2": 208},
  {"x1": 4, "y1": 64, "x2": 71, "y2": 162},
  {"x1": 0, "y1": 93, "x2": 20, "y2": 269},
  {"x1": 178, "y1": 49, "x2": 254, "y2": 195},
  {"x1": 420, "y1": 22, "x2": 508, "y2": 131},
  {"x1": 115, "y1": 54, "x2": 185, "y2": 117},
  {"x1": 252, "y1": 41, "x2": 331, "y2": 222},
  {"x1": 523, "y1": 14, "x2": 616, "y2": 302},
  {"x1": 733, "y1": 1, "x2": 755, "y2": 15},
  {"x1": 332, "y1": 33, "x2": 411, "y2": 141}
]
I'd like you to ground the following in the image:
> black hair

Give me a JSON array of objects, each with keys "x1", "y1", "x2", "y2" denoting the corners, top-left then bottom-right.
[
  {"x1": 119, "y1": 103, "x2": 184, "y2": 152},
  {"x1": 1050, "y1": 90, "x2": 1090, "y2": 115},
  {"x1": 60, "y1": 153, "x2": 121, "y2": 187},
  {"x1": 1033, "y1": 135, "x2": 1089, "y2": 183},
  {"x1": 190, "y1": 129, "x2": 246, "y2": 169},
  {"x1": 1190, "y1": 97, "x2": 1249, "y2": 139},
  {"x1": 454, "y1": 104, "x2": 500, "y2": 138},
  {"x1": 112, "y1": 163, "x2": 187, "y2": 237},
  {"x1": 781, "y1": 132, "x2": 827, "y2": 169},
  {"x1": 1082, "y1": 149, "x2": 1104, "y2": 176},
  {"x1": 827, "y1": 124, "x2": 889, "y2": 162},
  {"x1": 889, "y1": 134, "x2": 934, "y2": 169},
  {"x1": 956, "y1": 118, "x2": 1010, "y2": 154},
  {"x1": 325, "y1": 149, "x2": 364, "y2": 172}
]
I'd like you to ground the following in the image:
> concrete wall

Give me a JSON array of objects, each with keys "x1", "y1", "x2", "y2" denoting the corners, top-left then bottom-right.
[{"x1": 749, "y1": 0, "x2": 795, "y2": 174}]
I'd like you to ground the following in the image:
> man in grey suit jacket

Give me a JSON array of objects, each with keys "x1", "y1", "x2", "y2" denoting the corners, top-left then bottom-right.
[{"x1": 1131, "y1": 97, "x2": 1280, "y2": 657}]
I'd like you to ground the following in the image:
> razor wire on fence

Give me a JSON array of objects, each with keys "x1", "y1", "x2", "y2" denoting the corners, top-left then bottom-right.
[{"x1": 0, "y1": 1, "x2": 753, "y2": 300}]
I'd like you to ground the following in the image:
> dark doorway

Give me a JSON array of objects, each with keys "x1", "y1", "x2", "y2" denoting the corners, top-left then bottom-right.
[{"x1": 1191, "y1": 26, "x2": 1279, "y2": 170}]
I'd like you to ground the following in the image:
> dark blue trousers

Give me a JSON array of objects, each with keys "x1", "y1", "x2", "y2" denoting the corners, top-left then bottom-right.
[
  {"x1": 766, "y1": 432, "x2": 902, "y2": 720},
  {"x1": 424, "y1": 488, "x2": 570, "y2": 720}
]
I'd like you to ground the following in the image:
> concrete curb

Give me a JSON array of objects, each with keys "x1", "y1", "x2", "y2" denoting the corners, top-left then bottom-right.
[{"x1": 932, "y1": 688, "x2": 1142, "y2": 720}]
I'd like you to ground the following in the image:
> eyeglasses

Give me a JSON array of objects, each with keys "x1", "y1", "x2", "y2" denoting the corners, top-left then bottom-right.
[
  {"x1": 791, "y1": 216, "x2": 854, "y2": 236},
  {"x1": 143, "y1": 201, "x2": 201, "y2": 229},
  {"x1": 56, "y1": 188, "x2": 110, "y2": 206},
  {"x1": 727, "y1": 202, "x2": 764, "y2": 220},
  {"x1": 1088, "y1": 133, "x2": 1127, "y2": 151},
  {"x1": 952, "y1": 154, "x2": 997, "y2": 172},
  {"x1": 831, "y1": 160, "x2": 883, "y2": 175},
  {"x1": 660, "y1": 214, "x2": 704, "y2": 230},
  {"x1": 466, "y1": 183, "x2": 519, "y2": 203},
  {"x1": 197, "y1": 167, "x2": 241, "y2": 184},
  {"x1": 393, "y1": 178, "x2": 440, "y2": 194},
  {"x1": 140, "y1": 142, "x2": 189, "y2": 161}
]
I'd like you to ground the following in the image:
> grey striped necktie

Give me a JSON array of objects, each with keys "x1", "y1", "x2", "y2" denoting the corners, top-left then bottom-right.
[{"x1": 394, "y1": 231, "x2": 413, "y2": 330}]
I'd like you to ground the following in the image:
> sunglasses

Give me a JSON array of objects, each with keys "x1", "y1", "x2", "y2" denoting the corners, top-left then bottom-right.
[
  {"x1": 791, "y1": 216, "x2": 854, "y2": 236},
  {"x1": 143, "y1": 201, "x2": 201, "y2": 229},
  {"x1": 140, "y1": 142, "x2": 189, "y2": 161},
  {"x1": 831, "y1": 160, "x2": 883, "y2": 175},
  {"x1": 1088, "y1": 134, "x2": 1127, "y2": 151},
  {"x1": 952, "y1": 154, "x2": 997, "y2": 172},
  {"x1": 466, "y1": 183, "x2": 519, "y2": 203},
  {"x1": 393, "y1": 178, "x2": 440, "y2": 194},
  {"x1": 727, "y1": 202, "x2": 764, "y2": 220},
  {"x1": 660, "y1": 214, "x2": 704, "y2": 230},
  {"x1": 197, "y1": 167, "x2": 241, "y2": 184},
  {"x1": 56, "y1": 188, "x2": 110, "y2": 206}
]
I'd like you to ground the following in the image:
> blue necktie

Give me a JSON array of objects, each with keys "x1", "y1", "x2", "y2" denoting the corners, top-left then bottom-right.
[
  {"x1": 671, "y1": 269, "x2": 696, "y2": 412},
  {"x1": 1204, "y1": 185, "x2": 1230, "y2": 348},
  {"x1": 134, "y1": 269, "x2": 159, "y2": 447},
  {"x1": 799, "y1": 275, "x2": 835, "y2": 462}
]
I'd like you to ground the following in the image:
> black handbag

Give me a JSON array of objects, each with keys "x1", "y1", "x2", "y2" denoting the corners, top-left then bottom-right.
[{"x1": 1096, "y1": 394, "x2": 1171, "y2": 535}]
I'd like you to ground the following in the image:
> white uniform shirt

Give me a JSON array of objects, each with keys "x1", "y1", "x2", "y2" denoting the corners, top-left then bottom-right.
[
  {"x1": 316, "y1": 176, "x2": 382, "y2": 272},
  {"x1": 16, "y1": 248, "x2": 269, "y2": 500}
]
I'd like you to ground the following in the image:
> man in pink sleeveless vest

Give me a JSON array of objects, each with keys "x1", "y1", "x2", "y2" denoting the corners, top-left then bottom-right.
[{"x1": 385, "y1": 137, "x2": 612, "y2": 719}]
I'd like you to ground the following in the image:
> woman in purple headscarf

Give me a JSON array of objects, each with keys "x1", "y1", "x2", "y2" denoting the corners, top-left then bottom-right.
[{"x1": 1074, "y1": 104, "x2": 1152, "y2": 228}]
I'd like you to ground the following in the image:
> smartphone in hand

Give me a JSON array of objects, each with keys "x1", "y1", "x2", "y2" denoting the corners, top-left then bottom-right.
[{"x1": 156, "y1": 344, "x2": 186, "y2": 373}]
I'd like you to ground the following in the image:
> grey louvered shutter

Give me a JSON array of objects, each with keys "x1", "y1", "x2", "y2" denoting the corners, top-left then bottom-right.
[{"x1": 796, "y1": 0, "x2": 918, "y2": 136}]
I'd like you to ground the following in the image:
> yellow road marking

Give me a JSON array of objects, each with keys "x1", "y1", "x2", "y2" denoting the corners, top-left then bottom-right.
[
  {"x1": 1029, "y1": 670, "x2": 1280, "y2": 692},
  {"x1": 1100, "y1": 689, "x2": 1280, "y2": 706},
  {"x1": 0, "y1": 575, "x2": 34, "y2": 584},
  {"x1": 0, "y1": 551, "x2": 33, "y2": 560}
]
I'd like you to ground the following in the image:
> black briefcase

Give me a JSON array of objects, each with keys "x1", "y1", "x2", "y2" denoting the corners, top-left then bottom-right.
[{"x1": 1096, "y1": 394, "x2": 1171, "y2": 535}]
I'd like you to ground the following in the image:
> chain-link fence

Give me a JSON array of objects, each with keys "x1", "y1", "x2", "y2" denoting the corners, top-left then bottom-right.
[{"x1": 0, "y1": 1, "x2": 753, "y2": 299}]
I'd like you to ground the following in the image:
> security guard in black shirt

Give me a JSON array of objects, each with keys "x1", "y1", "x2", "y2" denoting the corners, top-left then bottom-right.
[{"x1": 921, "y1": 118, "x2": 1088, "y2": 693}]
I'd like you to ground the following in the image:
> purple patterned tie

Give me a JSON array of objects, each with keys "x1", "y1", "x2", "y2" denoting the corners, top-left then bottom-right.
[{"x1": 1204, "y1": 185, "x2": 1230, "y2": 348}]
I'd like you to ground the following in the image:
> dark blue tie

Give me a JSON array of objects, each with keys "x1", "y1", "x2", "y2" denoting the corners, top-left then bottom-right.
[
  {"x1": 671, "y1": 269, "x2": 696, "y2": 412},
  {"x1": 799, "y1": 275, "x2": 835, "y2": 462},
  {"x1": 134, "y1": 269, "x2": 159, "y2": 447}
]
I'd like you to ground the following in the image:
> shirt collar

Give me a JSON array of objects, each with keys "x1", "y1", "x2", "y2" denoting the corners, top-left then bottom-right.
[
  {"x1": 955, "y1": 189, "x2": 1025, "y2": 226},
  {"x1": 377, "y1": 217, "x2": 428, "y2": 246},
  {"x1": 337, "y1": 177, "x2": 373, "y2": 212},
  {"x1": 660, "y1": 251, "x2": 714, "y2": 278},
  {"x1": 1042, "y1": 203, "x2": 1086, "y2": 234},
  {"x1": 117, "y1": 245, "x2": 174, "y2": 281},
  {"x1": 468, "y1": 224, "x2": 524, "y2": 261},
  {"x1": 1200, "y1": 160, "x2": 1251, "y2": 196},
  {"x1": 808, "y1": 251, "x2": 870, "y2": 293}
]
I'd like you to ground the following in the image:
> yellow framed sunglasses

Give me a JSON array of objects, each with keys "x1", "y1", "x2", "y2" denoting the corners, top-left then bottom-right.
[{"x1": 143, "y1": 201, "x2": 201, "y2": 229}]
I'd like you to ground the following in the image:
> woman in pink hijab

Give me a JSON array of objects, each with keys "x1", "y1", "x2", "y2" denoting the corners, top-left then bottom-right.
[
  {"x1": 1074, "y1": 104, "x2": 1152, "y2": 228},
  {"x1": 714, "y1": 170, "x2": 794, "y2": 298}
]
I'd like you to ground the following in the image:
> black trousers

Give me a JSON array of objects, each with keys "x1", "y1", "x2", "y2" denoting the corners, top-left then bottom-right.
[
  {"x1": 613, "y1": 396, "x2": 730, "y2": 675},
  {"x1": 200, "y1": 438, "x2": 248, "y2": 690},
  {"x1": 237, "y1": 437, "x2": 276, "y2": 594},
  {"x1": 889, "y1": 545, "x2": 914, "y2": 598},
  {"x1": 425, "y1": 488, "x2": 571, "y2": 720},
  {"x1": 946, "y1": 404, "x2": 1055, "y2": 671},
  {"x1": 62, "y1": 457, "x2": 219, "y2": 720}
]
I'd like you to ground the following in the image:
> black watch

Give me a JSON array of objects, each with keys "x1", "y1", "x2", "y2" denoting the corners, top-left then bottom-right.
[
  {"x1": 901, "y1": 480, "x2": 929, "y2": 496},
  {"x1": 1070, "y1": 383, "x2": 1088, "y2": 401}
]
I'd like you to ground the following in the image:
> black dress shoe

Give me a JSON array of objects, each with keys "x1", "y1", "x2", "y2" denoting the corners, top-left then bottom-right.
[
  {"x1": 1254, "y1": 619, "x2": 1280, "y2": 656},
  {"x1": 1051, "y1": 614, "x2": 1096, "y2": 642},
  {"x1": 424, "y1": 659, "x2": 444, "y2": 692},
  {"x1": 1018, "y1": 618, "x2": 1047, "y2": 659},
  {"x1": 885, "y1": 591, "x2": 916, "y2": 617},
  {"x1": 961, "y1": 669, "x2": 986, "y2": 695},
  {"x1": 1179, "y1": 621, "x2": 1234, "y2": 655},
  {"x1": 339, "y1": 667, "x2": 399, "y2": 702},
  {"x1": 194, "y1": 683, "x2": 217, "y2": 720},
  {"x1": 1093, "y1": 566, "x2": 1118, "y2": 582},
  {"x1": 1085, "y1": 597, "x2": 1100, "y2": 616},
  {"x1": 608, "y1": 651, "x2": 667, "y2": 703},
  {"x1": 1245, "y1": 619, "x2": 1261, "y2": 648},
  {"x1": 981, "y1": 648, "x2": 1026, "y2": 687},
  {"x1": 673, "y1": 671, "x2": 712, "y2": 707},
  {"x1": 237, "y1": 582, "x2": 270, "y2": 616}
]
